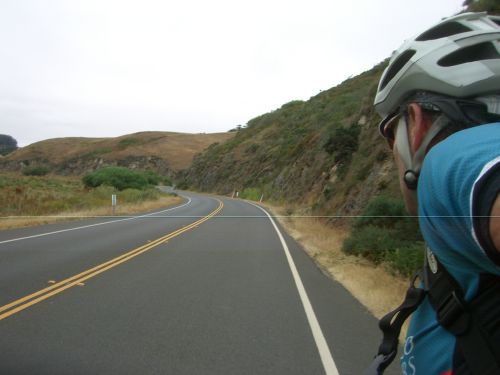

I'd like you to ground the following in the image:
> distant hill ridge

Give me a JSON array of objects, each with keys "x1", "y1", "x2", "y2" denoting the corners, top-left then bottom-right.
[{"x1": 1, "y1": 131, "x2": 234, "y2": 177}]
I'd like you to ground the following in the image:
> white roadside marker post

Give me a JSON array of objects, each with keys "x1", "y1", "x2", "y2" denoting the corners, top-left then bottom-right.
[
  {"x1": 112, "y1": 194, "x2": 116, "y2": 215},
  {"x1": 260, "y1": 194, "x2": 263, "y2": 203}
]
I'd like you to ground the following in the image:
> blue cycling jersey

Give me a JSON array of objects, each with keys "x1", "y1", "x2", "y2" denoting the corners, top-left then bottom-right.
[{"x1": 400, "y1": 123, "x2": 500, "y2": 375}]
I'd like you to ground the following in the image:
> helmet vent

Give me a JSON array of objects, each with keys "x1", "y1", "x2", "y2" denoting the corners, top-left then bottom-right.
[
  {"x1": 490, "y1": 18, "x2": 500, "y2": 27},
  {"x1": 380, "y1": 50, "x2": 416, "y2": 90},
  {"x1": 416, "y1": 22, "x2": 472, "y2": 41},
  {"x1": 438, "y1": 42, "x2": 500, "y2": 67}
]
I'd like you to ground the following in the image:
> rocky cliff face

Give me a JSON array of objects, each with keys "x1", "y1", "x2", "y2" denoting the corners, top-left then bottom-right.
[
  {"x1": 182, "y1": 116, "x2": 398, "y2": 217},
  {"x1": 1, "y1": 155, "x2": 174, "y2": 178}
]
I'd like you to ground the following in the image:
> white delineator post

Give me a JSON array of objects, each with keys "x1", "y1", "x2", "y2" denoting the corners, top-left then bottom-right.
[
  {"x1": 260, "y1": 194, "x2": 263, "y2": 203},
  {"x1": 112, "y1": 194, "x2": 116, "y2": 215}
]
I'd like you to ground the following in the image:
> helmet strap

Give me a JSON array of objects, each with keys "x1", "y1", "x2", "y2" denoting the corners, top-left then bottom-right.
[{"x1": 395, "y1": 114, "x2": 449, "y2": 203}]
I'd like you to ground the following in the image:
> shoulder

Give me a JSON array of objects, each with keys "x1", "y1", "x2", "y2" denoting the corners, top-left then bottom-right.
[
  {"x1": 420, "y1": 123, "x2": 500, "y2": 202},
  {"x1": 425, "y1": 123, "x2": 500, "y2": 168},
  {"x1": 419, "y1": 123, "x2": 500, "y2": 270}
]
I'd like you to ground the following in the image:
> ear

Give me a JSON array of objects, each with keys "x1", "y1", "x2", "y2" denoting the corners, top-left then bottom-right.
[{"x1": 407, "y1": 103, "x2": 433, "y2": 152}]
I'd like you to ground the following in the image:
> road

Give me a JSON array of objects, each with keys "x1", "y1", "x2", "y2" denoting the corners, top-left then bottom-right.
[{"x1": 0, "y1": 190, "x2": 401, "y2": 374}]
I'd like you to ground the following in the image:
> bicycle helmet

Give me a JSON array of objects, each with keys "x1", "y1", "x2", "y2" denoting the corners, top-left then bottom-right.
[
  {"x1": 375, "y1": 12, "x2": 500, "y2": 134},
  {"x1": 374, "y1": 12, "x2": 500, "y2": 200}
]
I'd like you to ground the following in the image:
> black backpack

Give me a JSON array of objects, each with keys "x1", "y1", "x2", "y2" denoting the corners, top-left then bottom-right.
[{"x1": 363, "y1": 245, "x2": 500, "y2": 375}]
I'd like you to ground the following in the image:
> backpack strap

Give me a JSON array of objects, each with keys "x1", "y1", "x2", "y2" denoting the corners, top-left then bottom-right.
[
  {"x1": 364, "y1": 245, "x2": 500, "y2": 375},
  {"x1": 362, "y1": 270, "x2": 427, "y2": 375},
  {"x1": 425, "y1": 246, "x2": 500, "y2": 375}
]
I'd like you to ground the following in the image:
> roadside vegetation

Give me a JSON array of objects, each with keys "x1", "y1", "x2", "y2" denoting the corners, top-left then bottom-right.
[
  {"x1": 341, "y1": 196, "x2": 424, "y2": 277},
  {"x1": 82, "y1": 167, "x2": 173, "y2": 190},
  {"x1": 0, "y1": 173, "x2": 182, "y2": 230},
  {"x1": 22, "y1": 165, "x2": 52, "y2": 176}
]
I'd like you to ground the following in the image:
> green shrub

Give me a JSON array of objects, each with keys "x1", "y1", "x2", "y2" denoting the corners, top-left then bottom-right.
[
  {"x1": 118, "y1": 138, "x2": 142, "y2": 148},
  {"x1": 324, "y1": 123, "x2": 361, "y2": 165},
  {"x1": 322, "y1": 186, "x2": 333, "y2": 200},
  {"x1": 81, "y1": 148, "x2": 112, "y2": 159},
  {"x1": 141, "y1": 170, "x2": 160, "y2": 185},
  {"x1": 240, "y1": 187, "x2": 261, "y2": 201},
  {"x1": 342, "y1": 196, "x2": 424, "y2": 276},
  {"x1": 378, "y1": 180, "x2": 388, "y2": 189},
  {"x1": 280, "y1": 100, "x2": 304, "y2": 110},
  {"x1": 22, "y1": 166, "x2": 51, "y2": 176},
  {"x1": 177, "y1": 181, "x2": 189, "y2": 190},
  {"x1": 245, "y1": 143, "x2": 260, "y2": 154},
  {"x1": 465, "y1": 0, "x2": 500, "y2": 14},
  {"x1": 163, "y1": 177, "x2": 173, "y2": 186},
  {"x1": 82, "y1": 167, "x2": 149, "y2": 191}
]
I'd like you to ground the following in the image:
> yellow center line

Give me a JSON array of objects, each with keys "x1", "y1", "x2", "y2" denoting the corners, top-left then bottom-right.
[{"x1": 0, "y1": 199, "x2": 223, "y2": 321}]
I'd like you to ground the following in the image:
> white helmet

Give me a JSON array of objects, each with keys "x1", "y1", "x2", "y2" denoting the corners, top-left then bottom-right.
[
  {"x1": 374, "y1": 12, "x2": 500, "y2": 201},
  {"x1": 375, "y1": 12, "x2": 500, "y2": 132}
]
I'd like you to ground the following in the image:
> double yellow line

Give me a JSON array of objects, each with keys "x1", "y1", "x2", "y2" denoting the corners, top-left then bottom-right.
[{"x1": 0, "y1": 199, "x2": 223, "y2": 321}]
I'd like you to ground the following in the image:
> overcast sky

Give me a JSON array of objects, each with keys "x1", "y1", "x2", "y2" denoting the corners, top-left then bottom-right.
[{"x1": 1, "y1": 0, "x2": 465, "y2": 147}]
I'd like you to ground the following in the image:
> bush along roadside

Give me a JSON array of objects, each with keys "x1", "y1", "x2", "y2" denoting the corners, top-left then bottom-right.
[
  {"x1": 0, "y1": 174, "x2": 176, "y2": 219},
  {"x1": 82, "y1": 167, "x2": 153, "y2": 190},
  {"x1": 22, "y1": 165, "x2": 51, "y2": 176},
  {"x1": 341, "y1": 196, "x2": 424, "y2": 276}
]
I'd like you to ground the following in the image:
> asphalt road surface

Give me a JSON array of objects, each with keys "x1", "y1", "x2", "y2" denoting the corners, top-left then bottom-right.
[{"x1": 0, "y1": 190, "x2": 401, "y2": 375}]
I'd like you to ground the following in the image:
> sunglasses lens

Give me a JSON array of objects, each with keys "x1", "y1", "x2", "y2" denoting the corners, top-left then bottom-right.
[
  {"x1": 387, "y1": 137, "x2": 395, "y2": 150},
  {"x1": 383, "y1": 115, "x2": 400, "y2": 150}
]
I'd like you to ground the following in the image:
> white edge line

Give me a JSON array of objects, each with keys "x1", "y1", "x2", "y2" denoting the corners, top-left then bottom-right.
[
  {"x1": 247, "y1": 201, "x2": 339, "y2": 375},
  {"x1": 0, "y1": 198, "x2": 192, "y2": 245}
]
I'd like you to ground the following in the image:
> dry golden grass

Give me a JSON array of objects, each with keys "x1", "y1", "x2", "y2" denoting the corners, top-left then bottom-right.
[
  {"x1": 258, "y1": 202, "x2": 410, "y2": 340},
  {"x1": 0, "y1": 195, "x2": 183, "y2": 230},
  {"x1": 5, "y1": 131, "x2": 235, "y2": 171}
]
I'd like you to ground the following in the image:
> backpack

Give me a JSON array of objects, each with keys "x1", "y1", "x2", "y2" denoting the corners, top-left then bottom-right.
[{"x1": 363, "y1": 245, "x2": 500, "y2": 375}]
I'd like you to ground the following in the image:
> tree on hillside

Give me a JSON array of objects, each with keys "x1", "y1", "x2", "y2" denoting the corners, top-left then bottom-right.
[
  {"x1": 464, "y1": 0, "x2": 500, "y2": 14},
  {"x1": 0, "y1": 134, "x2": 19, "y2": 156},
  {"x1": 323, "y1": 123, "x2": 361, "y2": 164}
]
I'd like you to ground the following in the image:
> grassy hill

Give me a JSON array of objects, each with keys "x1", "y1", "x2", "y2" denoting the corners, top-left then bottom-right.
[
  {"x1": 180, "y1": 59, "x2": 399, "y2": 218},
  {"x1": 181, "y1": 3, "x2": 499, "y2": 218},
  {"x1": 1, "y1": 131, "x2": 235, "y2": 176}
]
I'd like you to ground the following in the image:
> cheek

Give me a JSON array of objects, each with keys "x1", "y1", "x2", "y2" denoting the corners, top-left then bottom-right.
[
  {"x1": 393, "y1": 146, "x2": 407, "y2": 181},
  {"x1": 393, "y1": 145, "x2": 419, "y2": 216}
]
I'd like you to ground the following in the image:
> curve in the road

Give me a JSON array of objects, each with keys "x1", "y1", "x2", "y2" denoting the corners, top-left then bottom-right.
[
  {"x1": 0, "y1": 197, "x2": 193, "y2": 245},
  {"x1": 0, "y1": 199, "x2": 222, "y2": 321}
]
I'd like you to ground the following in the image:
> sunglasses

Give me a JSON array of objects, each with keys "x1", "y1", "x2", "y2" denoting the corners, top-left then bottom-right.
[{"x1": 383, "y1": 113, "x2": 404, "y2": 150}]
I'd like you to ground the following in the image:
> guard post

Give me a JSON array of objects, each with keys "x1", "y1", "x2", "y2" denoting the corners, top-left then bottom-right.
[{"x1": 112, "y1": 194, "x2": 116, "y2": 215}]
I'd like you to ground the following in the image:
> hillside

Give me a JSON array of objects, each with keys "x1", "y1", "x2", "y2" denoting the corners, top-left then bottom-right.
[
  {"x1": 181, "y1": 3, "x2": 500, "y2": 218},
  {"x1": 1, "y1": 131, "x2": 234, "y2": 178},
  {"x1": 180, "y1": 60, "x2": 399, "y2": 217}
]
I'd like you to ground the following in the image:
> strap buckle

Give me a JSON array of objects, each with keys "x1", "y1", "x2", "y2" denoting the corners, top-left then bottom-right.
[
  {"x1": 362, "y1": 352, "x2": 396, "y2": 375},
  {"x1": 435, "y1": 291, "x2": 470, "y2": 335}
]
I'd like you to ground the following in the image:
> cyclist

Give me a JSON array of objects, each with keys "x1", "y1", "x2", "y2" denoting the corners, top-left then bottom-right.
[{"x1": 370, "y1": 12, "x2": 500, "y2": 375}]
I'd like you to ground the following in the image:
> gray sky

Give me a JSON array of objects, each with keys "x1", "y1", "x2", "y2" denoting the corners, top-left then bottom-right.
[{"x1": 1, "y1": 0, "x2": 465, "y2": 147}]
